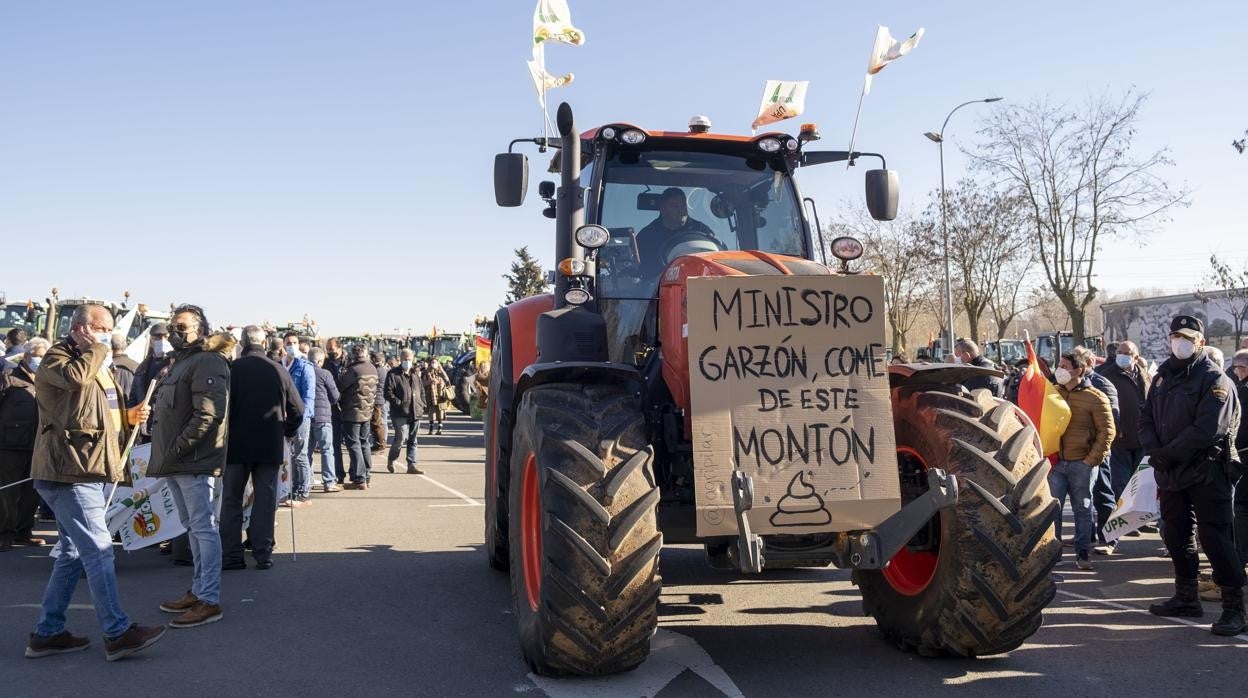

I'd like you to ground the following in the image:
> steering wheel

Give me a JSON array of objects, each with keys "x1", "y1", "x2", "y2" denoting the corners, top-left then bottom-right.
[{"x1": 658, "y1": 231, "x2": 727, "y2": 264}]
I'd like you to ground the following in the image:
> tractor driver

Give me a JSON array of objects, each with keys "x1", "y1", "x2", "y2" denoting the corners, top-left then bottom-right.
[{"x1": 635, "y1": 188, "x2": 721, "y2": 276}]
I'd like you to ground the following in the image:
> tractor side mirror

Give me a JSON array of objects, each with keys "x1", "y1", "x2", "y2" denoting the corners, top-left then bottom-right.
[
  {"x1": 494, "y1": 153, "x2": 529, "y2": 207},
  {"x1": 865, "y1": 169, "x2": 899, "y2": 221}
]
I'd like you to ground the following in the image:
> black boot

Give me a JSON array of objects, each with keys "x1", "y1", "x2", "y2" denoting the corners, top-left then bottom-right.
[
  {"x1": 1212, "y1": 585, "x2": 1247, "y2": 636},
  {"x1": 1149, "y1": 577, "x2": 1204, "y2": 618}
]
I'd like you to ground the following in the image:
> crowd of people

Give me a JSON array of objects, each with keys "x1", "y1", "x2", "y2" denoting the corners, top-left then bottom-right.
[{"x1": 0, "y1": 304, "x2": 467, "y2": 661}]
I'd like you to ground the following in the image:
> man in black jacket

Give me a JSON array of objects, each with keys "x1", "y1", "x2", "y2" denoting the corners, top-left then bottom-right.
[
  {"x1": 1101, "y1": 341, "x2": 1149, "y2": 506},
  {"x1": 129, "y1": 322, "x2": 172, "y2": 408},
  {"x1": 337, "y1": 345, "x2": 379, "y2": 490},
  {"x1": 0, "y1": 338, "x2": 48, "y2": 551},
  {"x1": 308, "y1": 347, "x2": 341, "y2": 493},
  {"x1": 1143, "y1": 316, "x2": 1245, "y2": 636},
  {"x1": 953, "y1": 339, "x2": 1004, "y2": 397},
  {"x1": 384, "y1": 349, "x2": 426, "y2": 475},
  {"x1": 322, "y1": 338, "x2": 347, "y2": 484},
  {"x1": 220, "y1": 326, "x2": 303, "y2": 571}
]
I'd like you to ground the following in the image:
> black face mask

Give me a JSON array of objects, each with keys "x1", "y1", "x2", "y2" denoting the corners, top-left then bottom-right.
[{"x1": 168, "y1": 330, "x2": 190, "y2": 350}]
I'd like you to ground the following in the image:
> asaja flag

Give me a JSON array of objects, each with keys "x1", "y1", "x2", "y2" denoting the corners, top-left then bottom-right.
[
  {"x1": 106, "y1": 477, "x2": 187, "y2": 551},
  {"x1": 533, "y1": 0, "x2": 585, "y2": 47},
  {"x1": 1103, "y1": 464, "x2": 1159, "y2": 542},
  {"x1": 863, "y1": 26, "x2": 924, "y2": 95},
  {"x1": 475, "y1": 336, "x2": 492, "y2": 367},
  {"x1": 1016, "y1": 338, "x2": 1071, "y2": 456},
  {"x1": 751, "y1": 80, "x2": 808, "y2": 130}
]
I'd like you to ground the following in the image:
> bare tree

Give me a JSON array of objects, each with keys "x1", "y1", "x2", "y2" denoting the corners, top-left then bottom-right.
[
  {"x1": 921, "y1": 180, "x2": 1032, "y2": 342},
  {"x1": 971, "y1": 90, "x2": 1189, "y2": 343},
  {"x1": 1235, "y1": 130, "x2": 1247, "y2": 154},
  {"x1": 1196, "y1": 254, "x2": 1248, "y2": 346},
  {"x1": 988, "y1": 249, "x2": 1038, "y2": 340},
  {"x1": 837, "y1": 212, "x2": 935, "y2": 356}
]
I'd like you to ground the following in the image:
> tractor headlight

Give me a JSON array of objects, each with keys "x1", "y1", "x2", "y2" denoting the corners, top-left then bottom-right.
[
  {"x1": 757, "y1": 138, "x2": 781, "y2": 153},
  {"x1": 601, "y1": 126, "x2": 617, "y2": 140},
  {"x1": 621, "y1": 129, "x2": 646, "y2": 145},
  {"x1": 574, "y1": 224, "x2": 610, "y2": 249},
  {"x1": 830, "y1": 236, "x2": 864, "y2": 262},
  {"x1": 564, "y1": 288, "x2": 592, "y2": 305},
  {"x1": 558, "y1": 258, "x2": 587, "y2": 276}
]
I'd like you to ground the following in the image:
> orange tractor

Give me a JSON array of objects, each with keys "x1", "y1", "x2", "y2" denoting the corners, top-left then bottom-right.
[{"x1": 486, "y1": 103, "x2": 1059, "y2": 676}]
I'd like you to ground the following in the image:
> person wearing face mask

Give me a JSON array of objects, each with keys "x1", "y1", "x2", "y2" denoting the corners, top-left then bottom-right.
[
  {"x1": 953, "y1": 339, "x2": 1005, "y2": 397},
  {"x1": 1142, "y1": 315, "x2": 1246, "y2": 635},
  {"x1": 1049, "y1": 350, "x2": 1116, "y2": 571},
  {"x1": 1098, "y1": 341, "x2": 1150, "y2": 528},
  {"x1": 307, "y1": 346, "x2": 341, "y2": 493},
  {"x1": 337, "y1": 344, "x2": 379, "y2": 489},
  {"x1": 129, "y1": 322, "x2": 173, "y2": 411},
  {"x1": 322, "y1": 338, "x2": 347, "y2": 484},
  {"x1": 281, "y1": 332, "x2": 316, "y2": 507},
  {"x1": 0, "y1": 338, "x2": 50, "y2": 552},
  {"x1": 383, "y1": 348, "x2": 426, "y2": 474}
]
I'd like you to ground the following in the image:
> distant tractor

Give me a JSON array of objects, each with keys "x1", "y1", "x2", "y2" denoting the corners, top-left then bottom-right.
[{"x1": 485, "y1": 104, "x2": 1059, "y2": 676}]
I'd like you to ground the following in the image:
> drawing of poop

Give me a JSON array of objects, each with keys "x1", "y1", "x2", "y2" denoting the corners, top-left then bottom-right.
[{"x1": 769, "y1": 471, "x2": 832, "y2": 528}]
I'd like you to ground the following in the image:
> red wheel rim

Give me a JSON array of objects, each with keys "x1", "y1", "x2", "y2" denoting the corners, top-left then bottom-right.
[
  {"x1": 882, "y1": 446, "x2": 939, "y2": 596},
  {"x1": 521, "y1": 452, "x2": 541, "y2": 611}
]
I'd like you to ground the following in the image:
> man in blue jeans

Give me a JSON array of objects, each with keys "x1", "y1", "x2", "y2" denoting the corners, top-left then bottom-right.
[
  {"x1": 308, "y1": 347, "x2": 341, "y2": 492},
  {"x1": 147, "y1": 304, "x2": 233, "y2": 628},
  {"x1": 282, "y1": 332, "x2": 316, "y2": 506},
  {"x1": 1050, "y1": 349, "x2": 1116, "y2": 570},
  {"x1": 384, "y1": 348, "x2": 426, "y2": 474},
  {"x1": 27, "y1": 304, "x2": 166, "y2": 661}
]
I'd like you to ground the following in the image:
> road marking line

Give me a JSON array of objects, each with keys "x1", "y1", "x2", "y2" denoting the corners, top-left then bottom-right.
[
  {"x1": 418, "y1": 474, "x2": 480, "y2": 506},
  {"x1": 430, "y1": 503, "x2": 483, "y2": 508},
  {"x1": 1056, "y1": 589, "x2": 1248, "y2": 643}
]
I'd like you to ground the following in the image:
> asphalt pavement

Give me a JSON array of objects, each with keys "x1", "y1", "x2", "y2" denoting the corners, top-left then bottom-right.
[{"x1": 2, "y1": 412, "x2": 1245, "y2": 696}]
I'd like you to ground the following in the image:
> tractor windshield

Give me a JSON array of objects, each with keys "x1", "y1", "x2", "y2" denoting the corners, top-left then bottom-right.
[{"x1": 593, "y1": 147, "x2": 807, "y2": 364}]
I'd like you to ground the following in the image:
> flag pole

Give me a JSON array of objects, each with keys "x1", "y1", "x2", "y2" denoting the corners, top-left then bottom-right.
[
  {"x1": 846, "y1": 77, "x2": 867, "y2": 170},
  {"x1": 106, "y1": 379, "x2": 158, "y2": 510}
]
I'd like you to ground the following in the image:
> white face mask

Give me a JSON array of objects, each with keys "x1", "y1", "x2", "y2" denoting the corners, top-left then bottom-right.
[
  {"x1": 286, "y1": 344, "x2": 301, "y2": 359},
  {"x1": 93, "y1": 332, "x2": 112, "y2": 345},
  {"x1": 152, "y1": 339, "x2": 172, "y2": 356},
  {"x1": 1115, "y1": 354, "x2": 1133, "y2": 369},
  {"x1": 1054, "y1": 368, "x2": 1073, "y2": 385},
  {"x1": 401, "y1": 360, "x2": 412, "y2": 370},
  {"x1": 1171, "y1": 337, "x2": 1196, "y2": 360}
]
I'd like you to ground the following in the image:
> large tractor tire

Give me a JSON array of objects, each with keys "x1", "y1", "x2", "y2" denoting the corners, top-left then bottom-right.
[
  {"x1": 483, "y1": 319, "x2": 512, "y2": 571},
  {"x1": 507, "y1": 382, "x2": 662, "y2": 676},
  {"x1": 855, "y1": 386, "x2": 1060, "y2": 657}
]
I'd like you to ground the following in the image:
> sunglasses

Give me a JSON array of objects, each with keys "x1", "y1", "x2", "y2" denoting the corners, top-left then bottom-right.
[{"x1": 169, "y1": 323, "x2": 195, "y2": 333}]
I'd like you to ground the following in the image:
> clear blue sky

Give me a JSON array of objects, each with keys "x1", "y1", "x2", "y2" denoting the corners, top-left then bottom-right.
[{"x1": 1, "y1": 1, "x2": 1243, "y2": 336}]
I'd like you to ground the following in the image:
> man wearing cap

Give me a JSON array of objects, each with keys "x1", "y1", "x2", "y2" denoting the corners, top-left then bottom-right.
[
  {"x1": 636, "y1": 188, "x2": 719, "y2": 272},
  {"x1": 1142, "y1": 315, "x2": 1246, "y2": 636}
]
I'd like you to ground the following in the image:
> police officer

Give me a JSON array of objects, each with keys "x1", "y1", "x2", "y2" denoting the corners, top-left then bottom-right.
[{"x1": 1142, "y1": 315, "x2": 1246, "y2": 636}]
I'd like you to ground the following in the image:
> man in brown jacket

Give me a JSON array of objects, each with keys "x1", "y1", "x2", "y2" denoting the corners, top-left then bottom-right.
[
  {"x1": 25, "y1": 304, "x2": 166, "y2": 662},
  {"x1": 1050, "y1": 349, "x2": 1116, "y2": 570}
]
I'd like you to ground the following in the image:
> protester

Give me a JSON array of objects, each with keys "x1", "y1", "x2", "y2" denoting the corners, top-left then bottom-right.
[
  {"x1": 953, "y1": 339, "x2": 1005, "y2": 397},
  {"x1": 110, "y1": 333, "x2": 137, "y2": 400},
  {"x1": 308, "y1": 346, "x2": 341, "y2": 492},
  {"x1": 0, "y1": 338, "x2": 49, "y2": 552},
  {"x1": 384, "y1": 348, "x2": 425, "y2": 474},
  {"x1": 424, "y1": 357, "x2": 451, "y2": 435},
  {"x1": 370, "y1": 351, "x2": 388, "y2": 455},
  {"x1": 1050, "y1": 349, "x2": 1115, "y2": 570},
  {"x1": 1076, "y1": 346, "x2": 1120, "y2": 556},
  {"x1": 147, "y1": 304, "x2": 233, "y2": 629},
  {"x1": 1143, "y1": 315, "x2": 1245, "y2": 636},
  {"x1": 283, "y1": 332, "x2": 316, "y2": 507},
  {"x1": 129, "y1": 322, "x2": 172, "y2": 407},
  {"x1": 220, "y1": 326, "x2": 303, "y2": 571},
  {"x1": 475, "y1": 360, "x2": 490, "y2": 409},
  {"x1": 338, "y1": 345, "x2": 379, "y2": 490},
  {"x1": 4, "y1": 328, "x2": 29, "y2": 362},
  {"x1": 323, "y1": 338, "x2": 347, "y2": 484},
  {"x1": 1096, "y1": 340, "x2": 1149, "y2": 549},
  {"x1": 1231, "y1": 351, "x2": 1248, "y2": 589},
  {"x1": 26, "y1": 304, "x2": 166, "y2": 661}
]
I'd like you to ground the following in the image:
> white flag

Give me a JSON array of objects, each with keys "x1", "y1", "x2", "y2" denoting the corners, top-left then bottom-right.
[
  {"x1": 106, "y1": 477, "x2": 187, "y2": 551},
  {"x1": 113, "y1": 308, "x2": 138, "y2": 343},
  {"x1": 527, "y1": 45, "x2": 574, "y2": 93},
  {"x1": 751, "y1": 80, "x2": 809, "y2": 130},
  {"x1": 533, "y1": 0, "x2": 585, "y2": 47},
  {"x1": 863, "y1": 26, "x2": 924, "y2": 95}
]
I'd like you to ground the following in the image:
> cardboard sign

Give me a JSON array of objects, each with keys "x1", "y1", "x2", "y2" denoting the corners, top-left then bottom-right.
[{"x1": 688, "y1": 275, "x2": 900, "y2": 536}]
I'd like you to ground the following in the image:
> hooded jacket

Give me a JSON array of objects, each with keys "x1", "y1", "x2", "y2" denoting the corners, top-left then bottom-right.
[
  {"x1": 1141, "y1": 348, "x2": 1239, "y2": 491},
  {"x1": 31, "y1": 340, "x2": 130, "y2": 484},
  {"x1": 0, "y1": 361, "x2": 39, "y2": 451},
  {"x1": 337, "y1": 356, "x2": 379, "y2": 423},
  {"x1": 147, "y1": 331, "x2": 235, "y2": 478}
]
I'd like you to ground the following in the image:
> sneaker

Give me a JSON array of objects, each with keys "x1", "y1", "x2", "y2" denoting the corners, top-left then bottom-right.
[
  {"x1": 278, "y1": 499, "x2": 292, "y2": 508},
  {"x1": 386, "y1": 461, "x2": 395, "y2": 473},
  {"x1": 104, "y1": 624, "x2": 166, "y2": 662},
  {"x1": 169, "y1": 601, "x2": 223, "y2": 629},
  {"x1": 1093, "y1": 543, "x2": 1116, "y2": 556},
  {"x1": 159, "y1": 591, "x2": 198, "y2": 614},
  {"x1": 1199, "y1": 578, "x2": 1222, "y2": 602},
  {"x1": 15, "y1": 536, "x2": 47, "y2": 547},
  {"x1": 1075, "y1": 557, "x2": 1095, "y2": 570},
  {"x1": 25, "y1": 630, "x2": 90, "y2": 658},
  {"x1": 290, "y1": 499, "x2": 311, "y2": 509},
  {"x1": 321, "y1": 483, "x2": 341, "y2": 493},
  {"x1": 344, "y1": 481, "x2": 368, "y2": 490},
  {"x1": 255, "y1": 559, "x2": 274, "y2": 570},
  {"x1": 407, "y1": 466, "x2": 423, "y2": 475}
]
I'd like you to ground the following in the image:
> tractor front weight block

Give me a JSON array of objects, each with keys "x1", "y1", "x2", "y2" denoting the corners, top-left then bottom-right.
[{"x1": 840, "y1": 469, "x2": 958, "y2": 570}]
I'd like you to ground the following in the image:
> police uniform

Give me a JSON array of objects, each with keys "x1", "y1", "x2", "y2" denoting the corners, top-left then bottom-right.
[{"x1": 1141, "y1": 315, "x2": 1246, "y2": 634}]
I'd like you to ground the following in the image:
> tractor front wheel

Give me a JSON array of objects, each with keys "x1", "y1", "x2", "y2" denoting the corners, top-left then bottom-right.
[
  {"x1": 507, "y1": 382, "x2": 662, "y2": 676},
  {"x1": 855, "y1": 387, "x2": 1060, "y2": 656}
]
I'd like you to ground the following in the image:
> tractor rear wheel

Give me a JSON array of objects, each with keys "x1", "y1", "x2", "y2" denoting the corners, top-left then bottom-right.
[
  {"x1": 507, "y1": 382, "x2": 662, "y2": 676},
  {"x1": 855, "y1": 387, "x2": 1060, "y2": 656}
]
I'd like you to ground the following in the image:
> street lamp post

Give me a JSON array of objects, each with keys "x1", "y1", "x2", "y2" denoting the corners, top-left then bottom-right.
[{"x1": 924, "y1": 97, "x2": 1002, "y2": 359}]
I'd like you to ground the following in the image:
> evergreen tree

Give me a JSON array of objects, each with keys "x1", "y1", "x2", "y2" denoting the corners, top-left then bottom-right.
[{"x1": 503, "y1": 246, "x2": 549, "y2": 304}]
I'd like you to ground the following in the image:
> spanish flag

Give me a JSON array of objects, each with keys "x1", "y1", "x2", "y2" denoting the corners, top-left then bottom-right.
[
  {"x1": 475, "y1": 336, "x2": 492, "y2": 367},
  {"x1": 1017, "y1": 334, "x2": 1071, "y2": 457}
]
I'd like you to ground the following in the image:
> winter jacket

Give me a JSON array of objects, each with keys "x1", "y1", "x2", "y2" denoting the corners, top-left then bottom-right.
[
  {"x1": 112, "y1": 355, "x2": 138, "y2": 404},
  {"x1": 963, "y1": 354, "x2": 1004, "y2": 397},
  {"x1": 1102, "y1": 361, "x2": 1148, "y2": 450},
  {"x1": 0, "y1": 362, "x2": 38, "y2": 451},
  {"x1": 373, "y1": 362, "x2": 387, "y2": 406},
  {"x1": 1141, "y1": 349, "x2": 1239, "y2": 491},
  {"x1": 287, "y1": 356, "x2": 316, "y2": 421},
  {"x1": 384, "y1": 367, "x2": 426, "y2": 420},
  {"x1": 1086, "y1": 370, "x2": 1120, "y2": 433},
  {"x1": 31, "y1": 340, "x2": 130, "y2": 484},
  {"x1": 1057, "y1": 378, "x2": 1116, "y2": 465},
  {"x1": 337, "y1": 357, "x2": 379, "y2": 423},
  {"x1": 312, "y1": 365, "x2": 340, "y2": 425},
  {"x1": 226, "y1": 350, "x2": 303, "y2": 465},
  {"x1": 147, "y1": 332, "x2": 234, "y2": 478},
  {"x1": 323, "y1": 355, "x2": 345, "y2": 419},
  {"x1": 129, "y1": 353, "x2": 171, "y2": 405}
]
